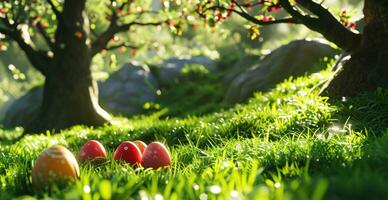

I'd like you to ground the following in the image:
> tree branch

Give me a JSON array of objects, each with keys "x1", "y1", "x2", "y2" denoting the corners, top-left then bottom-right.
[
  {"x1": 201, "y1": 0, "x2": 361, "y2": 51},
  {"x1": 37, "y1": 21, "x2": 55, "y2": 50},
  {"x1": 47, "y1": 0, "x2": 62, "y2": 17},
  {"x1": 279, "y1": 0, "x2": 361, "y2": 51},
  {"x1": 117, "y1": 20, "x2": 167, "y2": 32},
  {"x1": 204, "y1": 5, "x2": 299, "y2": 25},
  {"x1": 90, "y1": 0, "x2": 130, "y2": 56},
  {"x1": 105, "y1": 42, "x2": 138, "y2": 51},
  {"x1": 91, "y1": 23, "x2": 118, "y2": 56},
  {"x1": 0, "y1": 27, "x2": 13, "y2": 36},
  {"x1": 278, "y1": 0, "x2": 318, "y2": 23},
  {"x1": 91, "y1": 19, "x2": 165, "y2": 56},
  {"x1": 1, "y1": 14, "x2": 17, "y2": 29},
  {"x1": 9, "y1": 31, "x2": 50, "y2": 75},
  {"x1": 296, "y1": 0, "x2": 334, "y2": 18},
  {"x1": 1, "y1": 17, "x2": 50, "y2": 75},
  {"x1": 91, "y1": 0, "x2": 166, "y2": 56}
]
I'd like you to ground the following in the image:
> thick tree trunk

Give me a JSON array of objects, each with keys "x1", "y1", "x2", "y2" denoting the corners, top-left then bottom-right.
[
  {"x1": 24, "y1": 0, "x2": 111, "y2": 133},
  {"x1": 25, "y1": 65, "x2": 111, "y2": 133},
  {"x1": 321, "y1": 0, "x2": 388, "y2": 97}
]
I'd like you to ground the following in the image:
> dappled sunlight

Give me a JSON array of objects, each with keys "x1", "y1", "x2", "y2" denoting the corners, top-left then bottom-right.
[
  {"x1": 1, "y1": 67, "x2": 386, "y2": 198},
  {"x1": 1, "y1": 0, "x2": 387, "y2": 199}
]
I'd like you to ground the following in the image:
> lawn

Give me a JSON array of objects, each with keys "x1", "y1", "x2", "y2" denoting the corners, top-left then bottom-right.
[{"x1": 1, "y1": 68, "x2": 388, "y2": 200}]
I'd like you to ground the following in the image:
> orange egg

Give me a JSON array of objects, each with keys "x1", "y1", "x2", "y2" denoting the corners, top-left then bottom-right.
[
  {"x1": 134, "y1": 140, "x2": 147, "y2": 154},
  {"x1": 32, "y1": 145, "x2": 80, "y2": 189}
]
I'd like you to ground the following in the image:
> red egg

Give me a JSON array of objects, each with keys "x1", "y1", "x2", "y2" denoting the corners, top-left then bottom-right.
[
  {"x1": 78, "y1": 140, "x2": 107, "y2": 165},
  {"x1": 142, "y1": 142, "x2": 171, "y2": 169},
  {"x1": 113, "y1": 141, "x2": 142, "y2": 165},
  {"x1": 134, "y1": 140, "x2": 147, "y2": 154}
]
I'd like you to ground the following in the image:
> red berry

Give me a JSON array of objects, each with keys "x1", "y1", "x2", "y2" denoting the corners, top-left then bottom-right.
[
  {"x1": 190, "y1": 23, "x2": 199, "y2": 29},
  {"x1": 243, "y1": 3, "x2": 253, "y2": 7},
  {"x1": 216, "y1": 13, "x2": 223, "y2": 21},
  {"x1": 39, "y1": 22, "x2": 47, "y2": 29},
  {"x1": 75, "y1": 31, "x2": 83, "y2": 39},
  {"x1": 130, "y1": 48, "x2": 137, "y2": 57},
  {"x1": 347, "y1": 21, "x2": 357, "y2": 30},
  {"x1": 261, "y1": 16, "x2": 273, "y2": 22},
  {"x1": 226, "y1": 12, "x2": 231, "y2": 17},
  {"x1": 268, "y1": 4, "x2": 281, "y2": 13}
]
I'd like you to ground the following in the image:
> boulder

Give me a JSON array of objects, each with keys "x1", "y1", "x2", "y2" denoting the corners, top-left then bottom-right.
[
  {"x1": 1, "y1": 61, "x2": 158, "y2": 128},
  {"x1": 99, "y1": 61, "x2": 158, "y2": 116},
  {"x1": 224, "y1": 39, "x2": 337, "y2": 104},
  {"x1": 2, "y1": 87, "x2": 41, "y2": 128},
  {"x1": 223, "y1": 55, "x2": 261, "y2": 83},
  {"x1": 158, "y1": 56, "x2": 216, "y2": 84}
]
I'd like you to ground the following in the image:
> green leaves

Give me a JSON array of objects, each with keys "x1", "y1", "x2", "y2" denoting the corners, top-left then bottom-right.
[{"x1": 245, "y1": 23, "x2": 260, "y2": 40}]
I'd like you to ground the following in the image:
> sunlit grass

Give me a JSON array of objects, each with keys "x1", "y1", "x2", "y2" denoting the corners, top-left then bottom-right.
[{"x1": 0, "y1": 68, "x2": 388, "y2": 199}]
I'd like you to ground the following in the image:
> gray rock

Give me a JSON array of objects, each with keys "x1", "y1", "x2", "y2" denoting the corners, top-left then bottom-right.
[
  {"x1": 158, "y1": 56, "x2": 216, "y2": 84},
  {"x1": 224, "y1": 39, "x2": 337, "y2": 104},
  {"x1": 223, "y1": 55, "x2": 261, "y2": 83},
  {"x1": 99, "y1": 61, "x2": 158, "y2": 116},
  {"x1": 2, "y1": 61, "x2": 158, "y2": 128},
  {"x1": 2, "y1": 87, "x2": 41, "y2": 128}
]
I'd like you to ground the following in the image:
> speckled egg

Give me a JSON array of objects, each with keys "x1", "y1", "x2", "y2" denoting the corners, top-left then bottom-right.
[
  {"x1": 32, "y1": 145, "x2": 80, "y2": 188},
  {"x1": 142, "y1": 142, "x2": 171, "y2": 169}
]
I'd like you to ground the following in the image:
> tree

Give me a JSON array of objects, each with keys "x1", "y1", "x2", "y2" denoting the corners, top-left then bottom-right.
[
  {"x1": 0, "y1": 0, "x2": 169, "y2": 133},
  {"x1": 196, "y1": 0, "x2": 388, "y2": 97}
]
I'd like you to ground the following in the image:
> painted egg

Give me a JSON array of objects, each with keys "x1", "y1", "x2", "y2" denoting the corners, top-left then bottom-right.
[
  {"x1": 32, "y1": 145, "x2": 80, "y2": 188},
  {"x1": 134, "y1": 140, "x2": 147, "y2": 154},
  {"x1": 142, "y1": 142, "x2": 171, "y2": 169},
  {"x1": 78, "y1": 140, "x2": 107, "y2": 165},
  {"x1": 113, "y1": 141, "x2": 142, "y2": 165}
]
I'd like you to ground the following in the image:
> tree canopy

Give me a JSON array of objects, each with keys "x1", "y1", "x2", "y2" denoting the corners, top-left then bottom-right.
[
  {"x1": 194, "y1": 0, "x2": 364, "y2": 52},
  {"x1": 0, "y1": 0, "x2": 175, "y2": 74}
]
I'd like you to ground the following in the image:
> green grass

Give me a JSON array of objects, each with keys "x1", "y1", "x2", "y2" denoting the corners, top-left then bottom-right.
[
  {"x1": 0, "y1": 68, "x2": 388, "y2": 200},
  {"x1": 156, "y1": 64, "x2": 227, "y2": 117}
]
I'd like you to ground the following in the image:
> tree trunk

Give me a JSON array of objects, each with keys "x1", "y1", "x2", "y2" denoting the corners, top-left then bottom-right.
[
  {"x1": 24, "y1": 0, "x2": 111, "y2": 133},
  {"x1": 24, "y1": 51, "x2": 111, "y2": 133},
  {"x1": 24, "y1": 64, "x2": 111, "y2": 133},
  {"x1": 321, "y1": 0, "x2": 388, "y2": 97}
]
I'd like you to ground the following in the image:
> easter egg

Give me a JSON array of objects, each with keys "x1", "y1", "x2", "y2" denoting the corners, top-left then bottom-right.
[
  {"x1": 78, "y1": 140, "x2": 107, "y2": 165},
  {"x1": 113, "y1": 141, "x2": 142, "y2": 165},
  {"x1": 134, "y1": 140, "x2": 147, "y2": 154},
  {"x1": 142, "y1": 142, "x2": 171, "y2": 169},
  {"x1": 32, "y1": 145, "x2": 80, "y2": 189}
]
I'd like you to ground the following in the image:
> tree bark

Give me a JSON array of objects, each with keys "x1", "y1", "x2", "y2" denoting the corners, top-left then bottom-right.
[
  {"x1": 321, "y1": 0, "x2": 388, "y2": 97},
  {"x1": 24, "y1": 0, "x2": 111, "y2": 133},
  {"x1": 25, "y1": 64, "x2": 111, "y2": 133}
]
